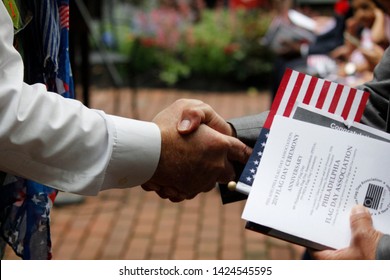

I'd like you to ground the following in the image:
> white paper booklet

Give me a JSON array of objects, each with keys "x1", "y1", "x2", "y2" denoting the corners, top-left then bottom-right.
[{"x1": 242, "y1": 115, "x2": 390, "y2": 250}]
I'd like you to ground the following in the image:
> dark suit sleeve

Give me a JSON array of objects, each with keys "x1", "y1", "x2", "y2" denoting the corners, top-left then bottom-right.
[
  {"x1": 228, "y1": 111, "x2": 269, "y2": 147},
  {"x1": 360, "y1": 47, "x2": 390, "y2": 132},
  {"x1": 218, "y1": 112, "x2": 269, "y2": 204},
  {"x1": 376, "y1": 235, "x2": 390, "y2": 260}
]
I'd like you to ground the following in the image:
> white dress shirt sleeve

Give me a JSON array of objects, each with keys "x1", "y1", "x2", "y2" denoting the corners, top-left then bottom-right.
[{"x1": 0, "y1": 2, "x2": 161, "y2": 195}]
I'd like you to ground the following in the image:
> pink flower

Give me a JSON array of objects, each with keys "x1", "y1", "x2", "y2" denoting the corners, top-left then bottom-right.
[{"x1": 224, "y1": 43, "x2": 240, "y2": 55}]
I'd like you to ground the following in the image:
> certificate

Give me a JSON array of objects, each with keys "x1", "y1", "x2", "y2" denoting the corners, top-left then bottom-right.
[{"x1": 242, "y1": 115, "x2": 390, "y2": 250}]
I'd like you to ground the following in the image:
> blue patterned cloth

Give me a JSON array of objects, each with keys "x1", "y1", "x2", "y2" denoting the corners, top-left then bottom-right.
[{"x1": 0, "y1": 0, "x2": 74, "y2": 259}]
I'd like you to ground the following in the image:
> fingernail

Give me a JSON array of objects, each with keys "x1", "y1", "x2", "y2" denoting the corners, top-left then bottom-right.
[
  {"x1": 351, "y1": 204, "x2": 369, "y2": 215},
  {"x1": 178, "y1": 119, "x2": 191, "y2": 131}
]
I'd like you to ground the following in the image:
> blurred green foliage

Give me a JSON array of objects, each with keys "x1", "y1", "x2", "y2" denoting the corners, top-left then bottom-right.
[{"x1": 96, "y1": 8, "x2": 275, "y2": 89}]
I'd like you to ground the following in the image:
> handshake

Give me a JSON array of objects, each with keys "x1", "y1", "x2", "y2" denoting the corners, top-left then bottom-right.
[{"x1": 142, "y1": 99, "x2": 252, "y2": 202}]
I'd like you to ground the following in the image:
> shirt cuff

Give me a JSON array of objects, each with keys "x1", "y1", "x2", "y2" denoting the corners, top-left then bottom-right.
[{"x1": 101, "y1": 115, "x2": 161, "y2": 190}]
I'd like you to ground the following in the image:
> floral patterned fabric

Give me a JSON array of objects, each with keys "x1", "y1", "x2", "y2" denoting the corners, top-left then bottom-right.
[{"x1": 0, "y1": 0, "x2": 74, "y2": 259}]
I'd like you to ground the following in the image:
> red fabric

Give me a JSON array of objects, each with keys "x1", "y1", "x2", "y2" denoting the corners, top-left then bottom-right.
[
  {"x1": 229, "y1": 0, "x2": 264, "y2": 10},
  {"x1": 334, "y1": 0, "x2": 350, "y2": 16}
]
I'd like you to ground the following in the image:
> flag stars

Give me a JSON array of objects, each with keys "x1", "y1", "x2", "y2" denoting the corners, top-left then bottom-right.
[
  {"x1": 246, "y1": 177, "x2": 252, "y2": 182},
  {"x1": 254, "y1": 160, "x2": 259, "y2": 165},
  {"x1": 250, "y1": 169, "x2": 256, "y2": 174},
  {"x1": 31, "y1": 195, "x2": 40, "y2": 205}
]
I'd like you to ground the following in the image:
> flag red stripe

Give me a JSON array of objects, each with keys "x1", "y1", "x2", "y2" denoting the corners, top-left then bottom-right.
[
  {"x1": 264, "y1": 69, "x2": 370, "y2": 129},
  {"x1": 328, "y1": 84, "x2": 344, "y2": 113},
  {"x1": 302, "y1": 76, "x2": 318, "y2": 104},
  {"x1": 354, "y1": 92, "x2": 370, "y2": 122},
  {"x1": 60, "y1": 6, "x2": 70, "y2": 28},
  {"x1": 316, "y1": 80, "x2": 331, "y2": 109},
  {"x1": 341, "y1": 88, "x2": 357, "y2": 120},
  {"x1": 284, "y1": 72, "x2": 305, "y2": 116},
  {"x1": 264, "y1": 68, "x2": 293, "y2": 128}
]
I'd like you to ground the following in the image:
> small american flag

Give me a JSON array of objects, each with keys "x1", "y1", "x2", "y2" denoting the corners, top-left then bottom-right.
[
  {"x1": 238, "y1": 69, "x2": 370, "y2": 189},
  {"x1": 364, "y1": 183, "x2": 384, "y2": 210},
  {"x1": 59, "y1": 4, "x2": 69, "y2": 30}
]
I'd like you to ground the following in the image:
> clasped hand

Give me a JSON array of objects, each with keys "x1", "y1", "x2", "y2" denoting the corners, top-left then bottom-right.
[{"x1": 142, "y1": 99, "x2": 252, "y2": 202}]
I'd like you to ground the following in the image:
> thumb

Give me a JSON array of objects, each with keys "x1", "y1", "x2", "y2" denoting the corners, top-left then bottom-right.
[
  {"x1": 350, "y1": 204, "x2": 373, "y2": 234},
  {"x1": 178, "y1": 104, "x2": 233, "y2": 136}
]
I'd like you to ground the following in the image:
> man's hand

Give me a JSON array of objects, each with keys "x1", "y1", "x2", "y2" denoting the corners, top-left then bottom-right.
[
  {"x1": 176, "y1": 99, "x2": 236, "y2": 137},
  {"x1": 142, "y1": 99, "x2": 252, "y2": 202},
  {"x1": 312, "y1": 205, "x2": 383, "y2": 260}
]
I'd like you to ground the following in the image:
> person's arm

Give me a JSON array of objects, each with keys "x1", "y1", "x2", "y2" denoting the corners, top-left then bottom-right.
[
  {"x1": 227, "y1": 112, "x2": 269, "y2": 147},
  {"x1": 370, "y1": 8, "x2": 388, "y2": 46},
  {"x1": 1, "y1": 1, "x2": 252, "y2": 201},
  {"x1": 360, "y1": 47, "x2": 390, "y2": 131},
  {"x1": 0, "y1": 3, "x2": 160, "y2": 195}
]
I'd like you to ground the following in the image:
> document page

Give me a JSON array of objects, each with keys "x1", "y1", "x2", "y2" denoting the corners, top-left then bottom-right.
[{"x1": 242, "y1": 115, "x2": 390, "y2": 249}]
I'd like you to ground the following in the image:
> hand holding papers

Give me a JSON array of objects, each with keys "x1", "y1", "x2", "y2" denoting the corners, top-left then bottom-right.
[
  {"x1": 242, "y1": 115, "x2": 390, "y2": 250},
  {"x1": 228, "y1": 69, "x2": 390, "y2": 250}
]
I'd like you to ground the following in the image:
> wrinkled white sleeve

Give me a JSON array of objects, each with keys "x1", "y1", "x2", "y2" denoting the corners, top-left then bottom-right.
[{"x1": 0, "y1": 3, "x2": 161, "y2": 195}]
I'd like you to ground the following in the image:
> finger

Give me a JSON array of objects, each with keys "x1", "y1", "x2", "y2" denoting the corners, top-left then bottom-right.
[
  {"x1": 204, "y1": 182, "x2": 218, "y2": 193},
  {"x1": 311, "y1": 249, "x2": 335, "y2": 260},
  {"x1": 156, "y1": 189, "x2": 184, "y2": 202},
  {"x1": 155, "y1": 189, "x2": 170, "y2": 199},
  {"x1": 141, "y1": 185, "x2": 153, "y2": 192},
  {"x1": 157, "y1": 185, "x2": 189, "y2": 202},
  {"x1": 349, "y1": 205, "x2": 373, "y2": 234},
  {"x1": 312, "y1": 248, "x2": 352, "y2": 260},
  {"x1": 226, "y1": 136, "x2": 252, "y2": 164},
  {"x1": 169, "y1": 196, "x2": 185, "y2": 203},
  {"x1": 197, "y1": 103, "x2": 230, "y2": 134},
  {"x1": 216, "y1": 161, "x2": 236, "y2": 184},
  {"x1": 178, "y1": 104, "x2": 233, "y2": 136},
  {"x1": 187, "y1": 192, "x2": 200, "y2": 199},
  {"x1": 141, "y1": 183, "x2": 160, "y2": 192},
  {"x1": 177, "y1": 102, "x2": 207, "y2": 134}
]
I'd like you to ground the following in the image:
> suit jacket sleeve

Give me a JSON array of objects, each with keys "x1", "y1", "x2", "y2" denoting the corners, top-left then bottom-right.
[
  {"x1": 228, "y1": 111, "x2": 269, "y2": 148},
  {"x1": 360, "y1": 47, "x2": 390, "y2": 132},
  {"x1": 376, "y1": 234, "x2": 390, "y2": 260}
]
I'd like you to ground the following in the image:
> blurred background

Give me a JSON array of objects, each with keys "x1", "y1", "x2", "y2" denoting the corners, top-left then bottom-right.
[{"x1": 68, "y1": 0, "x2": 277, "y2": 107}]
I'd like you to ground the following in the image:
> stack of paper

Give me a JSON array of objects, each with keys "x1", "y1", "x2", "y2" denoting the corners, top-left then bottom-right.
[{"x1": 238, "y1": 69, "x2": 390, "y2": 250}]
